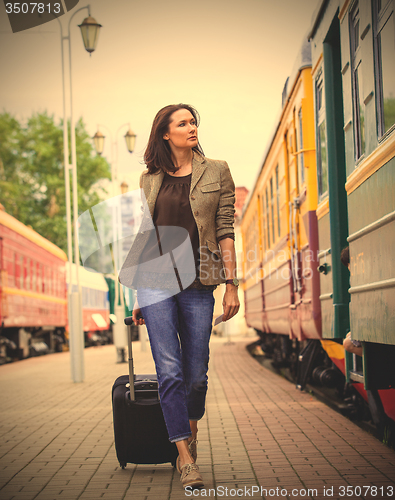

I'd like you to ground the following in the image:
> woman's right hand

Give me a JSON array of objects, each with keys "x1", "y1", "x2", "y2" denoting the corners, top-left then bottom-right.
[{"x1": 132, "y1": 301, "x2": 145, "y2": 326}]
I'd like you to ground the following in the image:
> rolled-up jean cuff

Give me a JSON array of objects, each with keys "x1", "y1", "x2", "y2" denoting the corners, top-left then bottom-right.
[
  {"x1": 170, "y1": 433, "x2": 192, "y2": 443},
  {"x1": 189, "y1": 412, "x2": 205, "y2": 421}
]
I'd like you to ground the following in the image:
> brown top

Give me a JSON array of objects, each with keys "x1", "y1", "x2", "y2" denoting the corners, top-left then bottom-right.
[{"x1": 153, "y1": 172, "x2": 200, "y2": 270}]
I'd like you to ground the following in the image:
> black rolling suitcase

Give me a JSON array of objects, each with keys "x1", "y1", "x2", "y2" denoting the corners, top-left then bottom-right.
[{"x1": 112, "y1": 316, "x2": 178, "y2": 469}]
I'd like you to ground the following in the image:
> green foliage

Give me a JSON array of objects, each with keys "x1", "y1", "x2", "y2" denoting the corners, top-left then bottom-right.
[{"x1": 0, "y1": 111, "x2": 111, "y2": 254}]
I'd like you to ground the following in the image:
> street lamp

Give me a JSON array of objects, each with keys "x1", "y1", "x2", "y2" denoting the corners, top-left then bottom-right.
[
  {"x1": 92, "y1": 124, "x2": 136, "y2": 363},
  {"x1": 124, "y1": 129, "x2": 137, "y2": 154},
  {"x1": 78, "y1": 16, "x2": 102, "y2": 53},
  {"x1": 92, "y1": 130, "x2": 105, "y2": 155},
  {"x1": 55, "y1": 6, "x2": 102, "y2": 382},
  {"x1": 93, "y1": 125, "x2": 136, "y2": 156}
]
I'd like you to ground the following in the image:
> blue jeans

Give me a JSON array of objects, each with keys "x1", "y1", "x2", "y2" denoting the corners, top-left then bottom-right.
[{"x1": 137, "y1": 287, "x2": 215, "y2": 442}]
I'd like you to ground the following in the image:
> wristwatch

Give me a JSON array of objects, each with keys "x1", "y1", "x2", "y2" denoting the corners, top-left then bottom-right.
[{"x1": 225, "y1": 278, "x2": 240, "y2": 287}]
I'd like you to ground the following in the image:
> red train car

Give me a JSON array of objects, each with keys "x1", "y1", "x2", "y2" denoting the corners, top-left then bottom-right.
[{"x1": 0, "y1": 207, "x2": 67, "y2": 359}]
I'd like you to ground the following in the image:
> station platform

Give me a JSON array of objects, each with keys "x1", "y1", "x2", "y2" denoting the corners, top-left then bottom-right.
[{"x1": 0, "y1": 336, "x2": 394, "y2": 500}]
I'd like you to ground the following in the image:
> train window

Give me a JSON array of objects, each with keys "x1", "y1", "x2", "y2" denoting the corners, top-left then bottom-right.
[
  {"x1": 294, "y1": 120, "x2": 300, "y2": 193},
  {"x1": 373, "y1": 0, "x2": 395, "y2": 137},
  {"x1": 54, "y1": 270, "x2": 58, "y2": 297},
  {"x1": 276, "y1": 166, "x2": 281, "y2": 238},
  {"x1": 262, "y1": 199, "x2": 267, "y2": 252},
  {"x1": 350, "y1": 2, "x2": 366, "y2": 160},
  {"x1": 318, "y1": 122, "x2": 328, "y2": 194},
  {"x1": 37, "y1": 262, "x2": 41, "y2": 293},
  {"x1": 20, "y1": 255, "x2": 24, "y2": 289},
  {"x1": 32, "y1": 260, "x2": 36, "y2": 292},
  {"x1": 14, "y1": 253, "x2": 18, "y2": 288},
  {"x1": 265, "y1": 188, "x2": 270, "y2": 248},
  {"x1": 258, "y1": 195, "x2": 267, "y2": 251},
  {"x1": 315, "y1": 72, "x2": 329, "y2": 197},
  {"x1": 298, "y1": 108, "x2": 305, "y2": 185},
  {"x1": 24, "y1": 258, "x2": 29, "y2": 290},
  {"x1": 270, "y1": 177, "x2": 275, "y2": 244}
]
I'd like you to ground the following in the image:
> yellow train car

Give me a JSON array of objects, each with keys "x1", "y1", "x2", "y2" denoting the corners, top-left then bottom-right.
[{"x1": 241, "y1": 39, "x2": 321, "y2": 344}]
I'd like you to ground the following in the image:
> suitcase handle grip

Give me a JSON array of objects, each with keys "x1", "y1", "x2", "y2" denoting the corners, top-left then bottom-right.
[{"x1": 124, "y1": 316, "x2": 134, "y2": 326}]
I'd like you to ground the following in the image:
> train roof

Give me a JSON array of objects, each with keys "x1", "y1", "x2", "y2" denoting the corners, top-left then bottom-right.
[
  {"x1": 307, "y1": 0, "x2": 330, "y2": 41},
  {"x1": 0, "y1": 208, "x2": 67, "y2": 261},
  {"x1": 242, "y1": 37, "x2": 312, "y2": 218},
  {"x1": 66, "y1": 263, "x2": 109, "y2": 292}
]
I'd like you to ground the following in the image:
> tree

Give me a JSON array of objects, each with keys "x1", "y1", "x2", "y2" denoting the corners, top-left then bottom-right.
[{"x1": 0, "y1": 111, "x2": 111, "y2": 254}]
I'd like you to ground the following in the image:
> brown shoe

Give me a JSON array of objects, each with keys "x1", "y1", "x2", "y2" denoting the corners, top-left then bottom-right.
[
  {"x1": 180, "y1": 463, "x2": 204, "y2": 489},
  {"x1": 188, "y1": 438, "x2": 198, "y2": 462}
]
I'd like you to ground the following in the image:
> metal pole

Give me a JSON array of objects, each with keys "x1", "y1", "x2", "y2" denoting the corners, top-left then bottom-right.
[
  {"x1": 96, "y1": 124, "x2": 129, "y2": 361},
  {"x1": 66, "y1": 5, "x2": 91, "y2": 382},
  {"x1": 54, "y1": 12, "x2": 81, "y2": 382},
  {"x1": 57, "y1": 19, "x2": 74, "y2": 358},
  {"x1": 113, "y1": 125, "x2": 131, "y2": 360}
]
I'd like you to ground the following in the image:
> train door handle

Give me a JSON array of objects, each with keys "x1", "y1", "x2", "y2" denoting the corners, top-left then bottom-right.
[{"x1": 318, "y1": 263, "x2": 330, "y2": 275}]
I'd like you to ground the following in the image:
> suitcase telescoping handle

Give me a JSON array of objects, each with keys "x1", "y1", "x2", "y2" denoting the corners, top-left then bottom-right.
[{"x1": 124, "y1": 316, "x2": 135, "y2": 401}]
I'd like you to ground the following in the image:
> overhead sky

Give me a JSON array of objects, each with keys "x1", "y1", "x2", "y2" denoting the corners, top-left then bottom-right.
[{"x1": 0, "y1": 0, "x2": 321, "y2": 193}]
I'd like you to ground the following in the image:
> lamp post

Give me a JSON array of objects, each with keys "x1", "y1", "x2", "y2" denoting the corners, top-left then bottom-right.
[
  {"x1": 56, "y1": 6, "x2": 102, "y2": 382},
  {"x1": 93, "y1": 124, "x2": 136, "y2": 362}
]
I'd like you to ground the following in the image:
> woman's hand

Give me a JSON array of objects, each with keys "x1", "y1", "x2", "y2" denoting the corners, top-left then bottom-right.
[
  {"x1": 222, "y1": 285, "x2": 240, "y2": 321},
  {"x1": 343, "y1": 332, "x2": 362, "y2": 356},
  {"x1": 132, "y1": 301, "x2": 145, "y2": 326}
]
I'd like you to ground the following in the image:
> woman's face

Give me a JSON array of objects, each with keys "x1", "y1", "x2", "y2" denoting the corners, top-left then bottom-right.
[{"x1": 163, "y1": 108, "x2": 198, "y2": 151}]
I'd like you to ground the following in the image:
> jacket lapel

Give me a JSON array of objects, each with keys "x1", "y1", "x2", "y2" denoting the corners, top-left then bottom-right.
[
  {"x1": 191, "y1": 153, "x2": 206, "y2": 193},
  {"x1": 146, "y1": 170, "x2": 164, "y2": 217}
]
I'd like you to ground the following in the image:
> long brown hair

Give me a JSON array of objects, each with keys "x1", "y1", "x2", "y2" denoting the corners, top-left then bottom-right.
[{"x1": 144, "y1": 104, "x2": 205, "y2": 174}]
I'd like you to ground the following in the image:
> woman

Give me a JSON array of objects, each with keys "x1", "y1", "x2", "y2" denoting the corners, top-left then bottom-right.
[{"x1": 120, "y1": 104, "x2": 239, "y2": 489}]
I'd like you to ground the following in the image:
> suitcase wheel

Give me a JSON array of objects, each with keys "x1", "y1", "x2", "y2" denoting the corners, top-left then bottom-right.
[{"x1": 120, "y1": 462, "x2": 127, "y2": 469}]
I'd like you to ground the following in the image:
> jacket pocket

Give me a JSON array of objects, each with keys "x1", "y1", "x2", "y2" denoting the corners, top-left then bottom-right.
[
  {"x1": 206, "y1": 240, "x2": 221, "y2": 261},
  {"x1": 200, "y1": 182, "x2": 220, "y2": 193}
]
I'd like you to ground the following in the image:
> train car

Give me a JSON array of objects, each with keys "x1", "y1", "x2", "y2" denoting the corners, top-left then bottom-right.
[
  {"x1": 0, "y1": 207, "x2": 67, "y2": 359},
  {"x1": 66, "y1": 264, "x2": 111, "y2": 346},
  {"x1": 309, "y1": 0, "x2": 395, "y2": 428},
  {"x1": 242, "y1": 0, "x2": 394, "y2": 441},
  {"x1": 241, "y1": 39, "x2": 321, "y2": 368}
]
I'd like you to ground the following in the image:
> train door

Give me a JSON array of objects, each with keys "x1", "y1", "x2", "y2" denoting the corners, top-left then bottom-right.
[
  {"x1": 285, "y1": 127, "x2": 303, "y2": 340},
  {"x1": 317, "y1": 14, "x2": 350, "y2": 340},
  {"x1": 293, "y1": 77, "x2": 322, "y2": 340},
  {"x1": 257, "y1": 194, "x2": 267, "y2": 333}
]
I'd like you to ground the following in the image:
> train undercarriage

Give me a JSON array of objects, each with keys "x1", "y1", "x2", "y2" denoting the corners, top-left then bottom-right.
[
  {"x1": 249, "y1": 331, "x2": 395, "y2": 449},
  {"x1": 0, "y1": 325, "x2": 112, "y2": 364}
]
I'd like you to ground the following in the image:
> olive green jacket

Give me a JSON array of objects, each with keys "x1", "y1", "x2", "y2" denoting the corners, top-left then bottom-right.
[{"x1": 119, "y1": 153, "x2": 235, "y2": 287}]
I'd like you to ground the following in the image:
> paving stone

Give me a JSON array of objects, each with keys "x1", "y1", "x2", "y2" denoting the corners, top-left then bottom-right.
[{"x1": 1, "y1": 338, "x2": 394, "y2": 500}]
